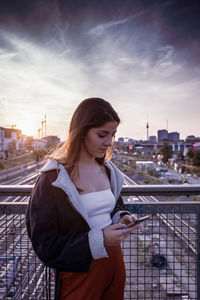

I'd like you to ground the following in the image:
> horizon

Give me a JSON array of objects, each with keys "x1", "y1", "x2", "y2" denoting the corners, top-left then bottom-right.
[
  {"x1": 0, "y1": 123, "x2": 199, "y2": 143},
  {"x1": 0, "y1": 0, "x2": 199, "y2": 141}
]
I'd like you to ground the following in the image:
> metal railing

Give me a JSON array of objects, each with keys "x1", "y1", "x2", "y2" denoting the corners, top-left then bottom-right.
[
  {"x1": 1, "y1": 184, "x2": 200, "y2": 196},
  {"x1": 0, "y1": 185, "x2": 200, "y2": 299}
]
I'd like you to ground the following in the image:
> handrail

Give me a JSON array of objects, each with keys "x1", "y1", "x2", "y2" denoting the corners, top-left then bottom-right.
[
  {"x1": 0, "y1": 184, "x2": 200, "y2": 196},
  {"x1": 122, "y1": 184, "x2": 200, "y2": 196},
  {"x1": 1, "y1": 201, "x2": 200, "y2": 216}
]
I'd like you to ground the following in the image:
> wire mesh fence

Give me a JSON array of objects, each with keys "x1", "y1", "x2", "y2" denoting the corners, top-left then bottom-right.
[
  {"x1": 0, "y1": 213, "x2": 51, "y2": 299},
  {"x1": 0, "y1": 201, "x2": 199, "y2": 300},
  {"x1": 122, "y1": 212, "x2": 197, "y2": 300}
]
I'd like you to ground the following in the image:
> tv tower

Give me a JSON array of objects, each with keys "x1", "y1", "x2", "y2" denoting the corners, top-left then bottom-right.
[{"x1": 146, "y1": 121, "x2": 149, "y2": 141}]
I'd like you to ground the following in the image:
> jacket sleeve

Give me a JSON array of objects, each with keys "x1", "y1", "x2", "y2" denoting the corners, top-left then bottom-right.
[
  {"x1": 26, "y1": 173, "x2": 92, "y2": 271},
  {"x1": 111, "y1": 194, "x2": 132, "y2": 224}
]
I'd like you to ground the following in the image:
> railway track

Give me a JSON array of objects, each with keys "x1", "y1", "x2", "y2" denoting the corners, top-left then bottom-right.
[
  {"x1": 0, "y1": 169, "x2": 46, "y2": 299},
  {"x1": 124, "y1": 174, "x2": 197, "y2": 254},
  {"x1": 0, "y1": 215, "x2": 47, "y2": 299},
  {"x1": 0, "y1": 173, "x2": 40, "y2": 203},
  {"x1": 123, "y1": 174, "x2": 197, "y2": 299},
  {"x1": 0, "y1": 161, "x2": 45, "y2": 185},
  {"x1": 0, "y1": 168, "x2": 198, "y2": 299}
]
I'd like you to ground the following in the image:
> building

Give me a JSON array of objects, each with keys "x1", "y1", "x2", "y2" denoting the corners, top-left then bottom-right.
[
  {"x1": 33, "y1": 139, "x2": 47, "y2": 151},
  {"x1": 23, "y1": 136, "x2": 34, "y2": 150},
  {"x1": 185, "y1": 135, "x2": 199, "y2": 143},
  {"x1": 118, "y1": 137, "x2": 124, "y2": 142},
  {"x1": 4, "y1": 128, "x2": 22, "y2": 152},
  {"x1": 0, "y1": 127, "x2": 5, "y2": 152},
  {"x1": 149, "y1": 136, "x2": 157, "y2": 143},
  {"x1": 0, "y1": 127, "x2": 35, "y2": 153},
  {"x1": 158, "y1": 129, "x2": 168, "y2": 142},
  {"x1": 42, "y1": 135, "x2": 60, "y2": 148},
  {"x1": 168, "y1": 132, "x2": 180, "y2": 142},
  {"x1": 127, "y1": 138, "x2": 137, "y2": 144},
  {"x1": 136, "y1": 161, "x2": 155, "y2": 170}
]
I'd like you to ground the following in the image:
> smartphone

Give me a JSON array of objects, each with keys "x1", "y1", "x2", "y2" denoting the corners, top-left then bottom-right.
[{"x1": 123, "y1": 216, "x2": 150, "y2": 229}]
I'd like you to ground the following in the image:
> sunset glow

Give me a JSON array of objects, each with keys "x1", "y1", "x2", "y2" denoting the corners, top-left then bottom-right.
[
  {"x1": 17, "y1": 117, "x2": 38, "y2": 137},
  {"x1": 0, "y1": 1, "x2": 199, "y2": 140}
]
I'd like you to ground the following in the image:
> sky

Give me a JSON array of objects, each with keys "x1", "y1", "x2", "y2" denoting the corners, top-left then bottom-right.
[{"x1": 0, "y1": 0, "x2": 199, "y2": 141}]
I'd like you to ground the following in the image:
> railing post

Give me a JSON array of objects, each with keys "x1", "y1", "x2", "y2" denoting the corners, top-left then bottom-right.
[{"x1": 197, "y1": 212, "x2": 200, "y2": 300}]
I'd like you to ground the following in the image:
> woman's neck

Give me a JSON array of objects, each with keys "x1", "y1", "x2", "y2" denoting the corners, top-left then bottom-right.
[
  {"x1": 78, "y1": 149, "x2": 96, "y2": 167},
  {"x1": 78, "y1": 159, "x2": 97, "y2": 167}
]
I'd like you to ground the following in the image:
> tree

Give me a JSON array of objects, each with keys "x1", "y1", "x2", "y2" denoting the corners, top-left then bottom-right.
[
  {"x1": 193, "y1": 151, "x2": 200, "y2": 166},
  {"x1": 187, "y1": 148, "x2": 194, "y2": 164},
  {"x1": 177, "y1": 151, "x2": 184, "y2": 161},
  {"x1": 159, "y1": 143, "x2": 173, "y2": 163}
]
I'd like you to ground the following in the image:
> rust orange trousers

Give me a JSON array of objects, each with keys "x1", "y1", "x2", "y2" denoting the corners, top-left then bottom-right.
[{"x1": 59, "y1": 246, "x2": 126, "y2": 300}]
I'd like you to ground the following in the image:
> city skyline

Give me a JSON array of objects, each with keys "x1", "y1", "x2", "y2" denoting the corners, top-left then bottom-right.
[
  {"x1": 0, "y1": 122, "x2": 198, "y2": 144},
  {"x1": 0, "y1": 0, "x2": 200, "y2": 141}
]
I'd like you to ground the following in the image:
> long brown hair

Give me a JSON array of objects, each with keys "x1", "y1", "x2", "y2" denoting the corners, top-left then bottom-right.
[{"x1": 48, "y1": 98, "x2": 120, "y2": 179}]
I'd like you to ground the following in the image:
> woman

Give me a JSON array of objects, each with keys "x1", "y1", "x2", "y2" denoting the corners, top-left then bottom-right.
[{"x1": 26, "y1": 98, "x2": 137, "y2": 300}]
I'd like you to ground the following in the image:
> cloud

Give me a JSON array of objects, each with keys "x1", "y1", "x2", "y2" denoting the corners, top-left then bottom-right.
[
  {"x1": 0, "y1": 30, "x2": 89, "y2": 137},
  {"x1": 156, "y1": 45, "x2": 174, "y2": 66},
  {"x1": 0, "y1": 1, "x2": 199, "y2": 140},
  {"x1": 87, "y1": 16, "x2": 134, "y2": 36}
]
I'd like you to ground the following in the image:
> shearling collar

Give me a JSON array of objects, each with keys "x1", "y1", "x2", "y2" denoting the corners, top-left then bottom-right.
[{"x1": 40, "y1": 159, "x2": 124, "y2": 227}]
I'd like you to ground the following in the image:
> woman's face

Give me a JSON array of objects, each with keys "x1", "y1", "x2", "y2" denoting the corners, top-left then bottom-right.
[{"x1": 83, "y1": 121, "x2": 118, "y2": 158}]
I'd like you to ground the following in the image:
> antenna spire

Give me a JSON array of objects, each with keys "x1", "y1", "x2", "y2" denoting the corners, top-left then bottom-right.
[{"x1": 146, "y1": 114, "x2": 149, "y2": 141}]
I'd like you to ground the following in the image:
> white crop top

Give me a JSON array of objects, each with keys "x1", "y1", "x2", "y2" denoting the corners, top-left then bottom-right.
[{"x1": 79, "y1": 189, "x2": 115, "y2": 230}]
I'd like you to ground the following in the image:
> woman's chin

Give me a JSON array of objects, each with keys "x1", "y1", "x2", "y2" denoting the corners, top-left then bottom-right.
[{"x1": 96, "y1": 152, "x2": 106, "y2": 158}]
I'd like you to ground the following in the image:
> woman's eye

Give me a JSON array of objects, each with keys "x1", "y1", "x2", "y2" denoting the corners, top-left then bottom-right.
[{"x1": 98, "y1": 135, "x2": 106, "y2": 138}]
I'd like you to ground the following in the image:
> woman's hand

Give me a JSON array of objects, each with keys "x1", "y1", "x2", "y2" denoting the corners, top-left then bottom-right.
[
  {"x1": 103, "y1": 223, "x2": 125, "y2": 247},
  {"x1": 119, "y1": 214, "x2": 143, "y2": 237},
  {"x1": 103, "y1": 219, "x2": 138, "y2": 247},
  {"x1": 119, "y1": 214, "x2": 137, "y2": 225}
]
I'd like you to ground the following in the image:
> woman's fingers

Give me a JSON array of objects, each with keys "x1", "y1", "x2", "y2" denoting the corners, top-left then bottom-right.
[
  {"x1": 103, "y1": 219, "x2": 140, "y2": 246},
  {"x1": 119, "y1": 214, "x2": 132, "y2": 225},
  {"x1": 109, "y1": 223, "x2": 125, "y2": 230},
  {"x1": 131, "y1": 214, "x2": 137, "y2": 221},
  {"x1": 123, "y1": 225, "x2": 137, "y2": 235},
  {"x1": 103, "y1": 224, "x2": 123, "y2": 246}
]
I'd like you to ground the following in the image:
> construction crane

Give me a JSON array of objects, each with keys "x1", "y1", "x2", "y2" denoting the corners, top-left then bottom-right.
[
  {"x1": 44, "y1": 114, "x2": 47, "y2": 137},
  {"x1": 6, "y1": 124, "x2": 16, "y2": 129},
  {"x1": 41, "y1": 114, "x2": 47, "y2": 138},
  {"x1": 38, "y1": 128, "x2": 41, "y2": 139},
  {"x1": 41, "y1": 121, "x2": 44, "y2": 138}
]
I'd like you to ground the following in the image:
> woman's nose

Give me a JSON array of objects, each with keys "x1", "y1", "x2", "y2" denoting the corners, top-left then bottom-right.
[{"x1": 104, "y1": 135, "x2": 113, "y2": 146}]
